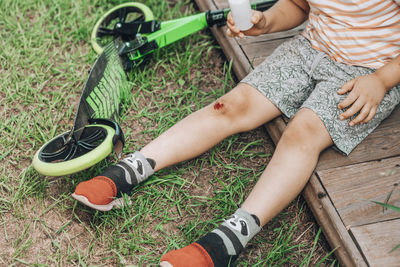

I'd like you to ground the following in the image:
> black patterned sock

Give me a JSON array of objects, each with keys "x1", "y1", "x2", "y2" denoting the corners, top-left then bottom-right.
[
  {"x1": 196, "y1": 208, "x2": 261, "y2": 267},
  {"x1": 101, "y1": 151, "x2": 155, "y2": 197}
]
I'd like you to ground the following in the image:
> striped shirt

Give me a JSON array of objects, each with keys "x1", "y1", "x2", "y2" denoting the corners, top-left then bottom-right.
[{"x1": 302, "y1": 0, "x2": 400, "y2": 69}]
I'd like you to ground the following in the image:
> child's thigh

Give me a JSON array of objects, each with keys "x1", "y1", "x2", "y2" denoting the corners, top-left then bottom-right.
[
  {"x1": 241, "y1": 35, "x2": 316, "y2": 118},
  {"x1": 301, "y1": 79, "x2": 400, "y2": 155}
]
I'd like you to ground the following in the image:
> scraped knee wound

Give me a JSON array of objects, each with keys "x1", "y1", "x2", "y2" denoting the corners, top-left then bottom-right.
[
  {"x1": 212, "y1": 98, "x2": 241, "y2": 118},
  {"x1": 213, "y1": 101, "x2": 225, "y2": 111},
  {"x1": 212, "y1": 87, "x2": 250, "y2": 118}
]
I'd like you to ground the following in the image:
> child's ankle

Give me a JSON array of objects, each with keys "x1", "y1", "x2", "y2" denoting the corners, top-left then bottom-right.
[
  {"x1": 73, "y1": 151, "x2": 156, "y2": 208},
  {"x1": 160, "y1": 208, "x2": 261, "y2": 267}
]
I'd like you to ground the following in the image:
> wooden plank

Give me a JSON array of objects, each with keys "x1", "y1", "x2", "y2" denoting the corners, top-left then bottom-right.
[
  {"x1": 318, "y1": 157, "x2": 400, "y2": 228},
  {"x1": 214, "y1": 0, "x2": 229, "y2": 8},
  {"x1": 252, "y1": 56, "x2": 268, "y2": 67},
  {"x1": 214, "y1": 0, "x2": 272, "y2": 8},
  {"x1": 304, "y1": 174, "x2": 368, "y2": 266},
  {"x1": 265, "y1": 117, "x2": 286, "y2": 143},
  {"x1": 351, "y1": 219, "x2": 400, "y2": 267},
  {"x1": 195, "y1": 0, "x2": 213, "y2": 10},
  {"x1": 236, "y1": 24, "x2": 305, "y2": 45},
  {"x1": 242, "y1": 38, "x2": 288, "y2": 64},
  {"x1": 239, "y1": 25, "x2": 305, "y2": 65}
]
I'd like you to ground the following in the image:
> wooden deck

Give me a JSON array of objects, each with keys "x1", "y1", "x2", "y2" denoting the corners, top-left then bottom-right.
[{"x1": 195, "y1": 0, "x2": 400, "y2": 266}]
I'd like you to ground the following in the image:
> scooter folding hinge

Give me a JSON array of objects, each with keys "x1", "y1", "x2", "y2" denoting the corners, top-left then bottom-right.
[
  {"x1": 118, "y1": 34, "x2": 147, "y2": 55},
  {"x1": 118, "y1": 35, "x2": 158, "y2": 57}
]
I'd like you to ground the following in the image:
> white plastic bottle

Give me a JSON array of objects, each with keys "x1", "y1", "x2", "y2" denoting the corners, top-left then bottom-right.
[{"x1": 228, "y1": 0, "x2": 253, "y2": 31}]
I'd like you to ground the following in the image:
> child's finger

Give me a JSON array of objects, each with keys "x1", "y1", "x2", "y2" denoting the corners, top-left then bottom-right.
[
  {"x1": 250, "y1": 11, "x2": 263, "y2": 24},
  {"x1": 361, "y1": 107, "x2": 377, "y2": 124},
  {"x1": 337, "y1": 79, "x2": 355, "y2": 95},
  {"x1": 226, "y1": 28, "x2": 243, "y2": 38},
  {"x1": 226, "y1": 28, "x2": 233, "y2": 37},
  {"x1": 226, "y1": 29, "x2": 238, "y2": 38},
  {"x1": 227, "y1": 22, "x2": 241, "y2": 34},
  {"x1": 227, "y1": 12, "x2": 234, "y2": 25},
  {"x1": 350, "y1": 104, "x2": 370, "y2": 126},
  {"x1": 339, "y1": 98, "x2": 363, "y2": 120},
  {"x1": 338, "y1": 91, "x2": 358, "y2": 109}
]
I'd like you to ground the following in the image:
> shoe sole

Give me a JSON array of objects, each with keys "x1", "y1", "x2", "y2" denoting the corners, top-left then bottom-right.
[
  {"x1": 159, "y1": 261, "x2": 173, "y2": 267},
  {"x1": 71, "y1": 193, "x2": 130, "y2": 211}
]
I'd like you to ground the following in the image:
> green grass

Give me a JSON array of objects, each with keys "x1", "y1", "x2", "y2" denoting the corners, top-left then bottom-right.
[{"x1": 0, "y1": 0, "x2": 337, "y2": 265}]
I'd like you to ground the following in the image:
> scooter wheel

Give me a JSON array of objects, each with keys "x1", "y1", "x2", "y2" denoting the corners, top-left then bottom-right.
[
  {"x1": 91, "y1": 2, "x2": 154, "y2": 54},
  {"x1": 32, "y1": 124, "x2": 115, "y2": 176}
]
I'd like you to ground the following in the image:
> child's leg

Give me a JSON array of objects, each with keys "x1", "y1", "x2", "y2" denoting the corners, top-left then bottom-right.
[
  {"x1": 160, "y1": 108, "x2": 333, "y2": 267},
  {"x1": 140, "y1": 82, "x2": 281, "y2": 171},
  {"x1": 72, "y1": 83, "x2": 282, "y2": 210},
  {"x1": 240, "y1": 108, "x2": 333, "y2": 225}
]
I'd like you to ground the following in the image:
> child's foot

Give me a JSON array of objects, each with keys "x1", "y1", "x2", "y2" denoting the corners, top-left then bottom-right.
[
  {"x1": 160, "y1": 208, "x2": 261, "y2": 267},
  {"x1": 72, "y1": 151, "x2": 155, "y2": 211}
]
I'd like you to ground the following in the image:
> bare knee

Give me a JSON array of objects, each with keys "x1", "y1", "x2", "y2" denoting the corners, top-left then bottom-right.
[
  {"x1": 209, "y1": 84, "x2": 251, "y2": 121},
  {"x1": 280, "y1": 109, "x2": 333, "y2": 153}
]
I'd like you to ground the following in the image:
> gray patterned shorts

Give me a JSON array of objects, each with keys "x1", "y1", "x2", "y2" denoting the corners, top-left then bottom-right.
[{"x1": 242, "y1": 35, "x2": 400, "y2": 155}]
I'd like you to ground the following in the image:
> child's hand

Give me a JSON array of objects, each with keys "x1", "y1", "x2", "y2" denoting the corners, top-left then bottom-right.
[
  {"x1": 227, "y1": 10, "x2": 268, "y2": 38},
  {"x1": 337, "y1": 73, "x2": 387, "y2": 126}
]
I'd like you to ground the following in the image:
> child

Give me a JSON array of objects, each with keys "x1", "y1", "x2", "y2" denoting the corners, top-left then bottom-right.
[{"x1": 72, "y1": 0, "x2": 400, "y2": 266}]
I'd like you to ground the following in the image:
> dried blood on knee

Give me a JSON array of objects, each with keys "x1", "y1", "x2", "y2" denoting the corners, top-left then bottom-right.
[{"x1": 214, "y1": 102, "x2": 224, "y2": 110}]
